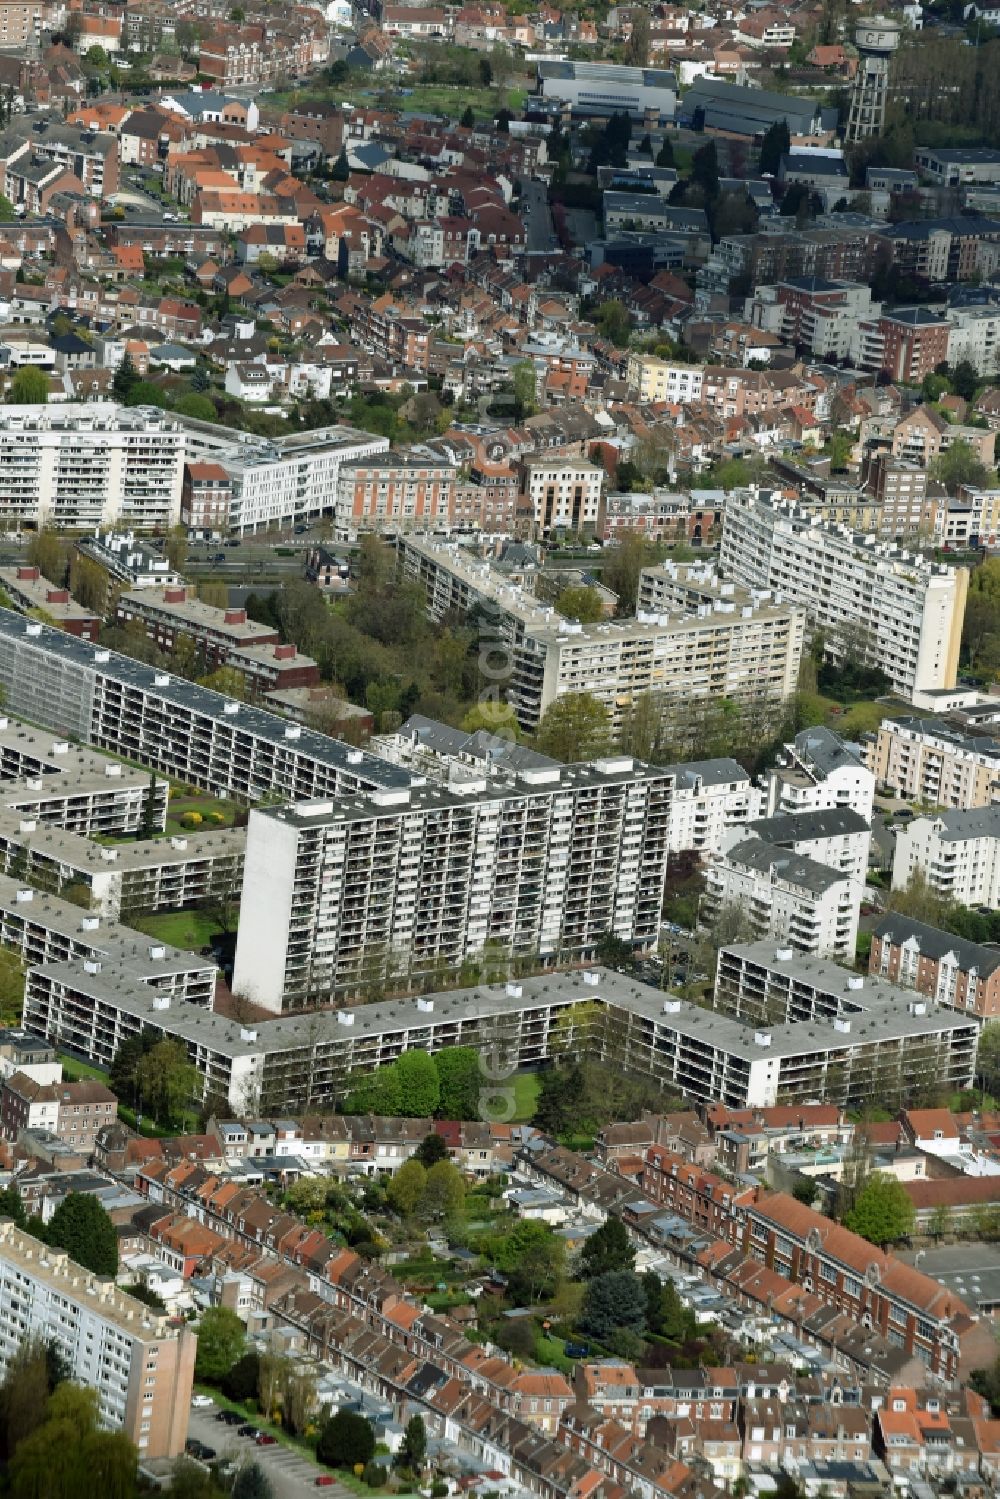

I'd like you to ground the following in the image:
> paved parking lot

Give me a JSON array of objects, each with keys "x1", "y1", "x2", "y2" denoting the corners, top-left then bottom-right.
[{"x1": 187, "y1": 1402, "x2": 352, "y2": 1499}]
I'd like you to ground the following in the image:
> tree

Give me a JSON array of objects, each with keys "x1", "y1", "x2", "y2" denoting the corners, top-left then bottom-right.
[
  {"x1": 0, "y1": 1340, "x2": 49, "y2": 1459},
  {"x1": 978, "y1": 1023, "x2": 1000, "y2": 1097},
  {"x1": 536, "y1": 692, "x2": 611, "y2": 762},
  {"x1": 580, "y1": 1269, "x2": 647, "y2": 1341},
  {"x1": 580, "y1": 1217, "x2": 635, "y2": 1278},
  {"x1": 0, "y1": 1185, "x2": 25, "y2": 1228},
  {"x1": 199, "y1": 666, "x2": 247, "y2": 700},
  {"x1": 602, "y1": 532, "x2": 659, "y2": 613},
  {"x1": 197, "y1": 579, "x2": 229, "y2": 609},
  {"x1": 415, "y1": 1130, "x2": 449, "y2": 1164},
  {"x1": 952, "y1": 359, "x2": 979, "y2": 402},
  {"x1": 555, "y1": 585, "x2": 603, "y2": 623},
  {"x1": 68, "y1": 554, "x2": 109, "y2": 615},
  {"x1": 655, "y1": 138, "x2": 674, "y2": 168},
  {"x1": 843, "y1": 1173, "x2": 915, "y2": 1247},
  {"x1": 174, "y1": 392, "x2": 217, "y2": 421},
  {"x1": 233, "y1": 1464, "x2": 274, "y2": 1499},
  {"x1": 492, "y1": 1219, "x2": 565, "y2": 1303},
  {"x1": 26, "y1": 528, "x2": 63, "y2": 585},
  {"x1": 331, "y1": 147, "x2": 350, "y2": 182},
  {"x1": 461, "y1": 700, "x2": 520, "y2": 740},
  {"x1": 433, "y1": 1047, "x2": 480, "y2": 1120},
  {"x1": 399, "y1": 1414, "x2": 427, "y2": 1472},
  {"x1": 8, "y1": 367, "x2": 49, "y2": 405},
  {"x1": 112, "y1": 351, "x2": 139, "y2": 403},
  {"x1": 759, "y1": 119, "x2": 790, "y2": 175},
  {"x1": 421, "y1": 1159, "x2": 465, "y2": 1220},
  {"x1": 930, "y1": 439, "x2": 990, "y2": 491},
  {"x1": 387, "y1": 1158, "x2": 427, "y2": 1216},
  {"x1": 139, "y1": 772, "x2": 159, "y2": 839},
  {"x1": 394, "y1": 1049, "x2": 440, "y2": 1116},
  {"x1": 8, "y1": 1383, "x2": 136, "y2": 1499},
  {"x1": 46, "y1": 1193, "x2": 118, "y2": 1275},
  {"x1": 691, "y1": 139, "x2": 720, "y2": 199},
  {"x1": 221, "y1": 1350, "x2": 260, "y2": 1402},
  {"x1": 194, "y1": 1306, "x2": 246, "y2": 1382},
  {"x1": 928, "y1": 1203, "x2": 952, "y2": 1242},
  {"x1": 460, "y1": 105, "x2": 475, "y2": 128},
  {"x1": 164, "y1": 525, "x2": 188, "y2": 574},
  {"x1": 135, "y1": 1038, "x2": 199, "y2": 1128},
  {"x1": 594, "y1": 300, "x2": 631, "y2": 348},
  {"x1": 317, "y1": 1410, "x2": 375, "y2": 1469},
  {"x1": 624, "y1": 9, "x2": 649, "y2": 64},
  {"x1": 512, "y1": 359, "x2": 537, "y2": 417}
]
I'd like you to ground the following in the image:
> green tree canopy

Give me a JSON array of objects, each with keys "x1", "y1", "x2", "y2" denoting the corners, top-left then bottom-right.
[
  {"x1": 8, "y1": 367, "x2": 49, "y2": 405},
  {"x1": 843, "y1": 1173, "x2": 915, "y2": 1247},
  {"x1": 535, "y1": 692, "x2": 611, "y2": 761},
  {"x1": 580, "y1": 1217, "x2": 635, "y2": 1278},
  {"x1": 387, "y1": 1158, "x2": 427, "y2": 1216},
  {"x1": 194, "y1": 1305, "x2": 246, "y2": 1382},
  {"x1": 580, "y1": 1269, "x2": 647, "y2": 1341},
  {"x1": 421, "y1": 1159, "x2": 465, "y2": 1220},
  {"x1": 395, "y1": 1049, "x2": 440, "y2": 1115},
  {"x1": 135, "y1": 1038, "x2": 199, "y2": 1129},
  {"x1": 317, "y1": 1410, "x2": 375, "y2": 1469},
  {"x1": 930, "y1": 438, "x2": 991, "y2": 491},
  {"x1": 433, "y1": 1047, "x2": 481, "y2": 1120},
  {"x1": 112, "y1": 351, "x2": 139, "y2": 403},
  {"x1": 555, "y1": 585, "x2": 604, "y2": 624},
  {"x1": 491, "y1": 1219, "x2": 565, "y2": 1302},
  {"x1": 46, "y1": 1194, "x2": 118, "y2": 1276}
]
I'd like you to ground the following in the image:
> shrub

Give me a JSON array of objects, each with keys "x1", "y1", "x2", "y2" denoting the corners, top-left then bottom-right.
[
  {"x1": 432, "y1": 1483, "x2": 449, "y2": 1497},
  {"x1": 363, "y1": 1461, "x2": 387, "y2": 1488}
]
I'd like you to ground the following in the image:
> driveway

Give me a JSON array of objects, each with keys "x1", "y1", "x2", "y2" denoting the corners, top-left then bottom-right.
[{"x1": 186, "y1": 1402, "x2": 353, "y2": 1499}]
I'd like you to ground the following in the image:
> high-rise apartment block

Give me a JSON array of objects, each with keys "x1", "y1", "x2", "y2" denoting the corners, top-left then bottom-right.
[
  {"x1": 232, "y1": 759, "x2": 672, "y2": 1010},
  {"x1": 0, "y1": 1222, "x2": 195, "y2": 1457},
  {"x1": 720, "y1": 491, "x2": 968, "y2": 698}
]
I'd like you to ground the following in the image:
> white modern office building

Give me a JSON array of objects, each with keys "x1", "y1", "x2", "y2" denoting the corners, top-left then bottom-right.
[
  {"x1": 535, "y1": 60, "x2": 677, "y2": 120},
  {"x1": 720, "y1": 491, "x2": 969, "y2": 698},
  {"x1": 232, "y1": 758, "x2": 673, "y2": 1009},
  {"x1": 893, "y1": 805, "x2": 1000, "y2": 906},
  {"x1": 0, "y1": 405, "x2": 184, "y2": 531},
  {"x1": 399, "y1": 538, "x2": 805, "y2": 735}
]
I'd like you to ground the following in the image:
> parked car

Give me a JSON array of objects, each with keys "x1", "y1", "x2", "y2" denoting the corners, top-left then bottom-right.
[
  {"x1": 255, "y1": 1434, "x2": 277, "y2": 1447},
  {"x1": 238, "y1": 1425, "x2": 259, "y2": 1438},
  {"x1": 217, "y1": 1410, "x2": 242, "y2": 1425},
  {"x1": 316, "y1": 1479, "x2": 335, "y2": 1488},
  {"x1": 191, "y1": 1395, "x2": 213, "y2": 1410}
]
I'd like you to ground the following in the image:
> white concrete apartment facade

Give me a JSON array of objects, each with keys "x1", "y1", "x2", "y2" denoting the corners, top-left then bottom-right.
[
  {"x1": 720, "y1": 492, "x2": 969, "y2": 698},
  {"x1": 0, "y1": 404, "x2": 184, "y2": 531},
  {"x1": 893, "y1": 806, "x2": 1000, "y2": 906},
  {"x1": 705, "y1": 836, "x2": 861, "y2": 960},
  {"x1": 232, "y1": 760, "x2": 673, "y2": 1010}
]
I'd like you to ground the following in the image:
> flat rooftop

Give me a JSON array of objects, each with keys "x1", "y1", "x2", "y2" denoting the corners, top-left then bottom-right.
[{"x1": 0, "y1": 608, "x2": 413, "y2": 790}]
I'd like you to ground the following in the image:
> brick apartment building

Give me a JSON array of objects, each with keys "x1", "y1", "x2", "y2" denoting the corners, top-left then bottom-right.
[
  {"x1": 870, "y1": 912, "x2": 1000, "y2": 1020},
  {"x1": 0, "y1": 1071, "x2": 117, "y2": 1149}
]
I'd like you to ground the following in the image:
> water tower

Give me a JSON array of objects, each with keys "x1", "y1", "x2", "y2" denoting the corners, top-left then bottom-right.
[{"x1": 846, "y1": 16, "x2": 901, "y2": 142}]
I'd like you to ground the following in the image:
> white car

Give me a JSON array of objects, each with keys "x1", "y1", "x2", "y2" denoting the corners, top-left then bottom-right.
[{"x1": 191, "y1": 1394, "x2": 214, "y2": 1409}]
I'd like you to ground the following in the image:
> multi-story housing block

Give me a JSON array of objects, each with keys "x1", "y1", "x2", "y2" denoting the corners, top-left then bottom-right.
[
  {"x1": 402, "y1": 538, "x2": 805, "y2": 736},
  {"x1": 865, "y1": 716, "x2": 1000, "y2": 809},
  {"x1": 177, "y1": 417, "x2": 391, "y2": 534},
  {"x1": 0, "y1": 1221, "x2": 195, "y2": 1456},
  {"x1": 748, "y1": 276, "x2": 876, "y2": 361},
  {"x1": 870, "y1": 912, "x2": 1000, "y2": 1021},
  {"x1": 0, "y1": 608, "x2": 413, "y2": 804},
  {"x1": 523, "y1": 459, "x2": 604, "y2": 535},
  {"x1": 705, "y1": 837, "x2": 861, "y2": 959},
  {"x1": 624, "y1": 356, "x2": 704, "y2": 405},
  {"x1": 719, "y1": 492, "x2": 969, "y2": 698},
  {"x1": 893, "y1": 805, "x2": 1000, "y2": 905},
  {"x1": 760, "y1": 725, "x2": 876, "y2": 821},
  {"x1": 334, "y1": 452, "x2": 457, "y2": 542},
  {"x1": 661, "y1": 758, "x2": 760, "y2": 857},
  {"x1": 0, "y1": 405, "x2": 184, "y2": 531},
  {"x1": 232, "y1": 759, "x2": 673, "y2": 1009}
]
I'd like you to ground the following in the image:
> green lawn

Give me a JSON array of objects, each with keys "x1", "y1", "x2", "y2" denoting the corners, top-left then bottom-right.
[
  {"x1": 58, "y1": 1052, "x2": 109, "y2": 1083},
  {"x1": 134, "y1": 909, "x2": 224, "y2": 951},
  {"x1": 164, "y1": 790, "x2": 237, "y2": 838},
  {"x1": 510, "y1": 1070, "x2": 540, "y2": 1123}
]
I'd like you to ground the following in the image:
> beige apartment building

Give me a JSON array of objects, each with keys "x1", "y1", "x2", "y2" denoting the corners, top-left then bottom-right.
[
  {"x1": 0, "y1": 1222, "x2": 196, "y2": 1457},
  {"x1": 865, "y1": 716, "x2": 1000, "y2": 809}
]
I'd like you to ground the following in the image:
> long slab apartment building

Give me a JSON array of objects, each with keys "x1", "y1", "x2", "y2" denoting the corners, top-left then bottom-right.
[
  {"x1": 231, "y1": 758, "x2": 673, "y2": 1010},
  {"x1": 0, "y1": 607, "x2": 415, "y2": 804},
  {"x1": 720, "y1": 490, "x2": 968, "y2": 698},
  {"x1": 22, "y1": 943, "x2": 979, "y2": 1117},
  {"x1": 398, "y1": 537, "x2": 805, "y2": 734}
]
